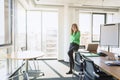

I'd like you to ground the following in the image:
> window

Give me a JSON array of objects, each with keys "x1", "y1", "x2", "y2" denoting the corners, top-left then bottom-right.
[
  {"x1": 27, "y1": 11, "x2": 58, "y2": 58},
  {"x1": 15, "y1": 2, "x2": 26, "y2": 51},
  {"x1": 79, "y1": 13, "x2": 91, "y2": 45},
  {"x1": 0, "y1": 0, "x2": 13, "y2": 78},
  {"x1": 0, "y1": 0, "x2": 12, "y2": 46},
  {"x1": 79, "y1": 12, "x2": 114, "y2": 44},
  {"x1": 42, "y1": 11, "x2": 58, "y2": 55},
  {"x1": 27, "y1": 11, "x2": 42, "y2": 51},
  {"x1": 92, "y1": 13, "x2": 106, "y2": 42}
]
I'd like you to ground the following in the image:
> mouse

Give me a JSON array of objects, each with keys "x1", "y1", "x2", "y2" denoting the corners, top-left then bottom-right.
[{"x1": 97, "y1": 52, "x2": 107, "y2": 57}]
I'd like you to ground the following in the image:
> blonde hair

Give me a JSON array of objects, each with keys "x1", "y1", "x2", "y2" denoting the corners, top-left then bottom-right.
[{"x1": 71, "y1": 23, "x2": 79, "y2": 35}]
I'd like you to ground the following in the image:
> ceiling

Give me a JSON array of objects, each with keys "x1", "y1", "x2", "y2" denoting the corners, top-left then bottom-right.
[
  {"x1": 34, "y1": 0, "x2": 120, "y2": 8},
  {"x1": 19, "y1": 0, "x2": 120, "y2": 9}
]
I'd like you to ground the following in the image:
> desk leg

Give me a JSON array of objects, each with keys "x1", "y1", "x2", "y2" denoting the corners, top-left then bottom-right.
[{"x1": 25, "y1": 60, "x2": 28, "y2": 72}]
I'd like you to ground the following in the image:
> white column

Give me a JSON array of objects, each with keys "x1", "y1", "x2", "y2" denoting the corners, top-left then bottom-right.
[
  {"x1": 57, "y1": 8, "x2": 64, "y2": 60},
  {"x1": 57, "y1": 5, "x2": 79, "y2": 60},
  {"x1": 63, "y1": 4, "x2": 70, "y2": 62}
]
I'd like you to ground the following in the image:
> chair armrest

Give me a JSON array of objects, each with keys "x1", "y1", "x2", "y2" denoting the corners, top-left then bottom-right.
[
  {"x1": 95, "y1": 71, "x2": 113, "y2": 78},
  {"x1": 93, "y1": 72, "x2": 99, "y2": 77}
]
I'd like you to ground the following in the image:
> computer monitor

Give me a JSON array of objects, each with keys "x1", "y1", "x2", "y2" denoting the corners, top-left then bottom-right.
[{"x1": 100, "y1": 23, "x2": 120, "y2": 52}]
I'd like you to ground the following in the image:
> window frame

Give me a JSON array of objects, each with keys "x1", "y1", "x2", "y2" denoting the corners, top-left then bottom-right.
[{"x1": 91, "y1": 13, "x2": 106, "y2": 42}]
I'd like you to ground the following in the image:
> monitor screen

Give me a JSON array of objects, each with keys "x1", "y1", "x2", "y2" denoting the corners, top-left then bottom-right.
[{"x1": 100, "y1": 23, "x2": 119, "y2": 47}]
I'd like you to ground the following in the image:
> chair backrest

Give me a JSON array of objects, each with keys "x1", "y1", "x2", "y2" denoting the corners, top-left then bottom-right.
[
  {"x1": 23, "y1": 71, "x2": 29, "y2": 80},
  {"x1": 75, "y1": 52, "x2": 83, "y2": 64},
  {"x1": 84, "y1": 59, "x2": 97, "y2": 79},
  {"x1": 74, "y1": 52, "x2": 84, "y2": 72},
  {"x1": 87, "y1": 44, "x2": 98, "y2": 53},
  {"x1": 84, "y1": 59, "x2": 115, "y2": 80}
]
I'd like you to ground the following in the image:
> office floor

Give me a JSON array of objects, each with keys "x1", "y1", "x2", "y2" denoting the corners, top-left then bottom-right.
[
  {"x1": 28, "y1": 60, "x2": 76, "y2": 80},
  {"x1": 0, "y1": 60, "x2": 78, "y2": 80}
]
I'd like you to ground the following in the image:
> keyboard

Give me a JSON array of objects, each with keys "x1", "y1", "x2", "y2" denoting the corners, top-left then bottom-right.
[
  {"x1": 105, "y1": 61, "x2": 120, "y2": 66},
  {"x1": 97, "y1": 52, "x2": 107, "y2": 57}
]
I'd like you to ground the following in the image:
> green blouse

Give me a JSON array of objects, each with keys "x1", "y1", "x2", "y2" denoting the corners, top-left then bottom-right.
[{"x1": 70, "y1": 31, "x2": 80, "y2": 45}]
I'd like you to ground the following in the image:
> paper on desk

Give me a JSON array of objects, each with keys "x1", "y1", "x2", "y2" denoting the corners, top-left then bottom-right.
[
  {"x1": 81, "y1": 53, "x2": 99, "y2": 57},
  {"x1": 78, "y1": 49, "x2": 89, "y2": 53}
]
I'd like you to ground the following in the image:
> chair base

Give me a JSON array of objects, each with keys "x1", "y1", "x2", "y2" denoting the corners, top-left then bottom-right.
[
  {"x1": 28, "y1": 70, "x2": 44, "y2": 77},
  {"x1": 72, "y1": 71, "x2": 84, "y2": 80}
]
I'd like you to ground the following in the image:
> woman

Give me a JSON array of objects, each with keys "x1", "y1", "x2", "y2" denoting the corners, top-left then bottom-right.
[{"x1": 66, "y1": 23, "x2": 80, "y2": 74}]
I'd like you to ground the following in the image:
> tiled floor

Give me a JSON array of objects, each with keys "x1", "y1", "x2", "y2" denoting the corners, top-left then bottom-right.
[{"x1": 28, "y1": 60, "x2": 74, "y2": 80}]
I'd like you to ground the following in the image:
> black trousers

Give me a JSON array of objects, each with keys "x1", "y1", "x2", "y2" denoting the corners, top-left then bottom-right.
[{"x1": 68, "y1": 43, "x2": 79, "y2": 71}]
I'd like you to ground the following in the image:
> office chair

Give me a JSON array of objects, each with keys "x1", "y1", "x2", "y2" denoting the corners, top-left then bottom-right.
[
  {"x1": 83, "y1": 59, "x2": 115, "y2": 80},
  {"x1": 28, "y1": 58, "x2": 44, "y2": 78},
  {"x1": 73, "y1": 51, "x2": 84, "y2": 80},
  {"x1": 87, "y1": 44, "x2": 98, "y2": 53},
  {"x1": 9, "y1": 71, "x2": 29, "y2": 80}
]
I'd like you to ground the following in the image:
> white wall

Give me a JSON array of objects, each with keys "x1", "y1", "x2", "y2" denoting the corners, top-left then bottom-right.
[
  {"x1": 57, "y1": 8, "x2": 64, "y2": 60},
  {"x1": 112, "y1": 12, "x2": 120, "y2": 23}
]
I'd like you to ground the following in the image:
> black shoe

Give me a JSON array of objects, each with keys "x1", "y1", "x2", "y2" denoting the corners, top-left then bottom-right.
[{"x1": 66, "y1": 71, "x2": 72, "y2": 74}]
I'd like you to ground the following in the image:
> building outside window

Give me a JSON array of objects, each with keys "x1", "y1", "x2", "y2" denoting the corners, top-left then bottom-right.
[{"x1": 79, "y1": 12, "x2": 114, "y2": 46}]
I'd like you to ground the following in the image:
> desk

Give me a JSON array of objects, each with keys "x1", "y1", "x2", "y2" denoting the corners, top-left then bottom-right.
[
  {"x1": 82, "y1": 52, "x2": 120, "y2": 80},
  {"x1": 7, "y1": 51, "x2": 44, "y2": 72}
]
